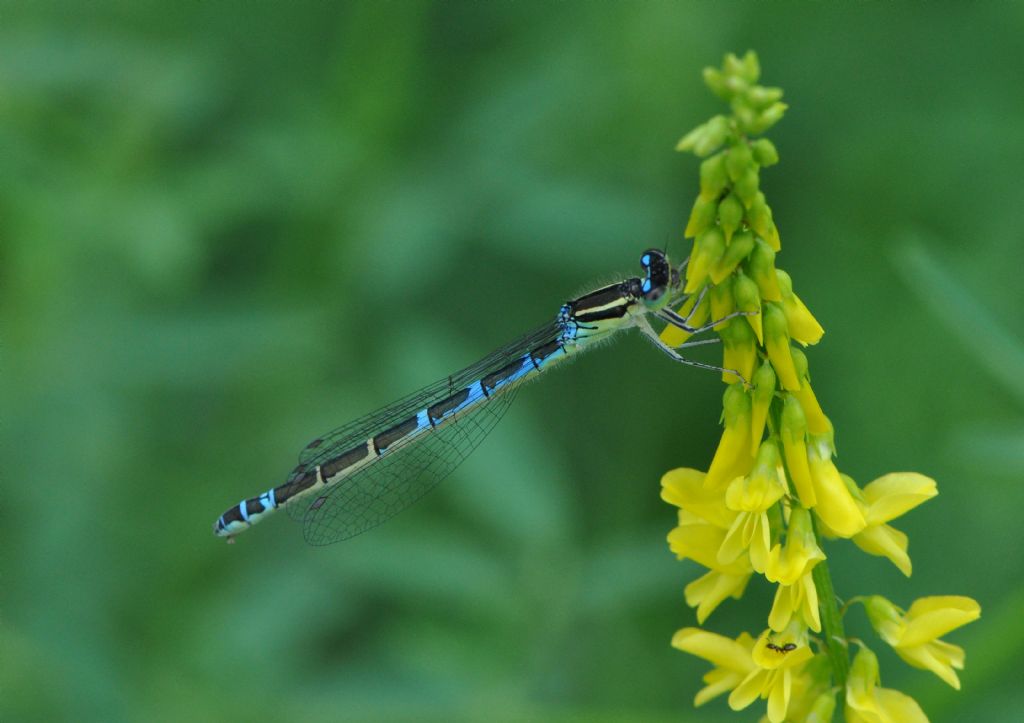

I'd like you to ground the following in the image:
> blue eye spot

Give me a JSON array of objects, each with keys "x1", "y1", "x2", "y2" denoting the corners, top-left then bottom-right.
[
  {"x1": 641, "y1": 254, "x2": 651, "y2": 267},
  {"x1": 642, "y1": 279, "x2": 652, "y2": 293}
]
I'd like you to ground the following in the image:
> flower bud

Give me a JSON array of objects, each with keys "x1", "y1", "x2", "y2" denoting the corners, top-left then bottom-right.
[
  {"x1": 705, "y1": 383, "x2": 754, "y2": 489},
  {"x1": 713, "y1": 229, "x2": 755, "y2": 281},
  {"x1": 693, "y1": 115, "x2": 730, "y2": 157},
  {"x1": 702, "y1": 66, "x2": 729, "y2": 99},
  {"x1": 684, "y1": 194, "x2": 718, "y2": 238},
  {"x1": 790, "y1": 348, "x2": 830, "y2": 434},
  {"x1": 763, "y1": 303, "x2": 801, "y2": 391},
  {"x1": 725, "y1": 142, "x2": 754, "y2": 182},
  {"x1": 717, "y1": 192, "x2": 744, "y2": 243},
  {"x1": 685, "y1": 227, "x2": 725, "y2": 293},
  {"x1": 721, "y1": 317, "x2": 757, "y2": 385},
  {"x1": 777, "y1": 269, "x2": 824, "y2": 345},
  {"x1": 732, "y1": 272, "x2": 763, "y2": 343},
  {"x1": 733, "y1": 167, "x2": 760, "y2": 207},
  {"x1": 700, "y1": 153, "x2": 729, "y2": 199},
  {"x1": 745, "y1": 85, "x2": 783, "y2": 110},
  {"x1": 749, "y1": 362, "x2": 776, "y2": 454},
  {"x1": 751, "y1": 138, "x2": 779, "y2": 167},
  {"x1": 748, "y1": 101, "x2": 788, "y2": 134},
  {"x1": 746, "y1": 237, "x2": 783, "y2": 301},
  {"x1": 709, "y1": 279, "x2": 735, "y2": 330},
  {"x1": 780, "y1": 395, "x2": 816, "y2": 507}
]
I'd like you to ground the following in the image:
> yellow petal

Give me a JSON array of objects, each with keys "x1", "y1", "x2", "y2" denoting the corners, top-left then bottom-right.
[
  {"x1": 729, "y1": 668, "x2": 769, "y2": 711},
  {"x1": 853, "y1": 523, "x2": 911, "y2": 576},
  {"x1": 894, "y1": 641, "x2": 965, "y2": 689},
  {"x1": 661, "y1": 467, "x2": 735, "y2": 529},
  {"x1": 766, "y1": 668, "x2": 791, "y2": 723},
  {"x1": 686, "y1": 569, "x2": 752, "y2": 623},
  {"x1": 672, "y1": 628, "x2": 756, "y2": 673},
  {"x1": 861, "y1": 473, "x2": 938, "y2": 524},
  {"x1": 873, "y1": 687, "x2": 928, "y2": 722},
  {"x1": 807, "y1": 441, "x2": 866, "y2": 537},
  {"x1": 900, "y1": 596, "x2": 981, "y2": 647}
]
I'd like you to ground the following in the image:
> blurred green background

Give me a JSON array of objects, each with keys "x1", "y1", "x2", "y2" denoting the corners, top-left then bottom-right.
[{"x1": 3, "y1": 2, "x2": 1022, "y2": 721}]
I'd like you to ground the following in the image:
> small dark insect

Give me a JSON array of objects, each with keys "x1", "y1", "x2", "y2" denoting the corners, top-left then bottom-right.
[{"x1": 766, "y1": 642, "x2": 797, "y2": 653}]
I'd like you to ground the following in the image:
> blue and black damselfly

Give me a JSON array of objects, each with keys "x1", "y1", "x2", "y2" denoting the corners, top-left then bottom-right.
[{"x1": 214, "y1": 249, "x2": 745, "y2": 545}]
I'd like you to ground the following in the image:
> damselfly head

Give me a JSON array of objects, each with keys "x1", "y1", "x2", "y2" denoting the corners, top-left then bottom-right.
[{"x1": 639, "y1": 248, "x2": 673, "y2": 308}]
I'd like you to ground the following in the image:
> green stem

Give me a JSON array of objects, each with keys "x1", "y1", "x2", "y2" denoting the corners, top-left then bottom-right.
[{"x1": 810, "y1": 514, "x2": 850, "y2": 688}]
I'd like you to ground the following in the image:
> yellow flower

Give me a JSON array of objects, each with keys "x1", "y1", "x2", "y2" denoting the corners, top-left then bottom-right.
[
  {"x1": 806, "y1": 433, "x2": 866, "y2": 537},
  {"x1": 766, "y1": 507, "x2": 825, "y2": 585},
  {"x1": 705, "y1": 384, "x2": 755, "y2": 489},
  {"x1": 776, "y1": 269, "x2": 824, "y2": 346},
  {"x1": 851, "y1": 472, "x2": 938, "y2": 576},
  {"x1": 845, "y1": 646, "x2": 928, "y2": 723},
  {"x1": 864, "y1": 595, "x2": 980, "y2": 689},
  {"x1": 720, "y1": 439, "x2": 786, "y2": 572},
  {"x1": 728, "y1": 627, "x2": 815, "y2": 723},
  {"x1": 771, "y1": 653, "x2": 835, "y2": 723},
  {"x1": 662, "y1": 468, "x2": 752, "y2": 622},
  {"x1": 672, "y1": 628, "x2": 757, "y2": 707},
  {"x1": 763, "y1": 302, "x2": 801, "y2": 390},
  {"x1": 768, "y1": 564, "x2": 821, "y2": 632},
  {"x1": 780, "y1": 394, "x2": 816, "y2": 507},
  {"x1": 790, "y1": 348, "x2": 831, "y2": 434}
]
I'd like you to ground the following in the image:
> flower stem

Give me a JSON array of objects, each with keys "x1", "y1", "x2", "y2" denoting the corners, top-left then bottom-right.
[{"x1": 810, "y1": 515, "x2": 850, "y2": 688}]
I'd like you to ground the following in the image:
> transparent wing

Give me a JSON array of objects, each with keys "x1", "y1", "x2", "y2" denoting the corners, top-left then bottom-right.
[
  {"x1": 301, "y1": 383, "x2": 520, "y2": 545},
  {"x1": 278, "y1": 319, "x2": 563, "y2": 534}
]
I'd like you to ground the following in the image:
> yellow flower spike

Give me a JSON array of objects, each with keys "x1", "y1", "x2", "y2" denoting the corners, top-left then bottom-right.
[
  {"x1": 720, "y1": 439, "x2": 786, "y2": 571},
  {"x1": 746, "y1": 236, "x2": 783, "y2": 301},
  {"x1": 790, "y1": 348, "x2": 831, "y2": 434},
  {"x1": 685, "y1": 227, "x2": 726, "y2": 293},
  {"x1": 768, "y1": 563, "x2": 821, "y2": 632},
  {"x1": 732, "y1": 272, "x2": 763, "y2": 342},
  {"x1": 712, "y1": 228, "x2": 755, "y2": 282},
  {"x1": 660, "y1": 288, "x2": 710, "y2": 347},
  {"x1": 684, "y1": 194, "x2": 718, "y2": 238},
  {"x1": 709, "y1": 278, "x2": 735, "y2": 329},
  {"x1": 864, "y1": 595, "x2": 981, "y2": 689},
  {"x1": 721, "y1": 317, "x2": 757, "y2": 385},
  {"x1": 766, "y1": 507, "x2": 825, "y2": 586},
  {"x1": 776, "y1": 269, "x2": 825, "y2": 346},
  {"x1": 806, "y1": 434, "x2": 866, "y2": 537},
  {"x1": 780, "y1": 394, "x2": 816, "y2": 507},
  {"x1": 749, "y1": 362, "x2": 776, "y2": 455},
  {"x1": 851, "y1": 472, "x2": 938, "y2": 576},
  {"x1": 845, "y1": 646, "x2": 928, "y2": 723},
  {"x1": 672, "y1": 628, "x2": 757, "y2": 707},
  {"x1": 728, "y1": 628, "x2": 814, "y2": 723},
  {"x1": 763, "y1": 302, "x2": 801, "y2": 390},
  {"x1": 705, "y1": 383, "x2": 755, "y2": 489}
]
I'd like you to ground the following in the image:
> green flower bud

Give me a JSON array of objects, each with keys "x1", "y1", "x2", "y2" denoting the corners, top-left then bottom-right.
[
  {"x1": 740, "y1": 50, "x2": 761, "y2": 83},
  {"x1": 699, "y1": 153, "x2": 729, "y2": 199},
  {"x1": 749, "y1": 361, "x2": 776, "y2": 453},
  {"x1": 746, "y1": 237, "x2": 783, "y2": 301},
  {"x1": 684, "y1": 227, "x2": 725, "y2": 293},
  {"x1": 732, "y1": 272, "x2": 763, "y2": 342},
  {"x1": 713, "y1": 228, "x2": 755, "y2": 280},
  {"x1": 717, "y1": 193, "x2": 744, "y2": 243},
  {"x1": 733, "y1": 167, "x2": 760, "y2": 207},
  {"x1": 751, "y1": 138, "x2": 779, "y2": 167},
  {"x1": 746, "y1": 193, "x2": 774, "y2": 240},
  {"x1": 702, "y1": 66, "x2": 729, "y2": 100},
  {"x1": 725, "y1": 142, "x2": 754, "y2": 181},
  {"x1": 745, "y1": 85, "x2": 784, "y2": 110},
  {"x1": 693, "y1": 115, "x2": 730, "y2": 157},
  {"x1": 684, "y1": 195, "x2": 718, "y2": 238},
  {"x1": 764, "y1": 302, "x2": 801, "y2": 391}
]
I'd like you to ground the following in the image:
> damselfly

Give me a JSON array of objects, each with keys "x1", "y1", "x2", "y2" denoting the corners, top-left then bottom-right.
[{"x1": 214, "y1": 249, "x2": 743, "y2": 545}]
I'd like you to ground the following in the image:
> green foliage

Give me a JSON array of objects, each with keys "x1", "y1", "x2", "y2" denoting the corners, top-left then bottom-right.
[{"x1": 2, "y1": 3, "x2": 1022, "y2": 722}]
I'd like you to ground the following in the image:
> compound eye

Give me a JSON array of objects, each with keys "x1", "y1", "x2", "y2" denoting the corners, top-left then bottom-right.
[
  {"x1": 640, "y1": 253, "x2": 652, "y2": 268},
  {"x1": 642, "y1": 278, "x2": 652, "y2": 294}
]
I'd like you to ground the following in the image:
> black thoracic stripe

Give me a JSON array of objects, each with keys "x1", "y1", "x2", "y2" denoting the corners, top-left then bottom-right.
[
  {"x1": 482, "y1": 356, "x2": 528, "y2": 392},
  {"x1": 573, "y1": 304, "x2": 629, "y2": 323},
  {"x1": 428, "y1": 388, "x2": 470, "y2": 424},
  {"x1": 373, "y1": 416, "x2": 419, "y2": 455},
  {"x1": 571, "y1": 283, "x2": 627, "y2": 312},
  {"x1": 321, "y1": 444, "x2": 371, "y2": 478},
  {"x1": 530, "y1": 340, "x2": 563, "y2": 366}
]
